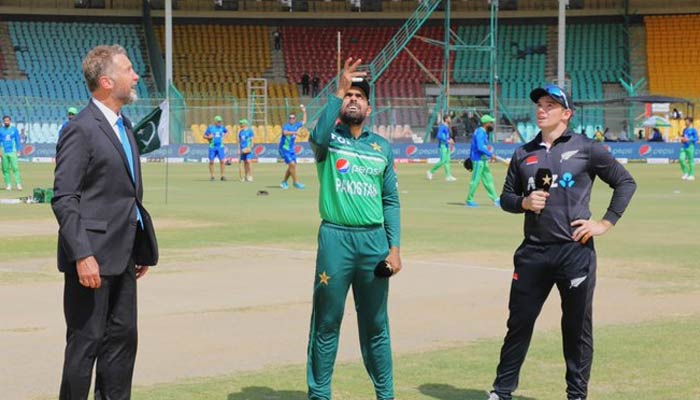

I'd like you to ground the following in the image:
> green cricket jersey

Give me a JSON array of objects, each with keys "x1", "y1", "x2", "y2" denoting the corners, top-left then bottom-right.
[{"x1": 310, "y1": 95, "x2": 400, "y2": 247}]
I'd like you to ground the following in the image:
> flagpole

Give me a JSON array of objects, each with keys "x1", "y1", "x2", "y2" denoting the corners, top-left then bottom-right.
[
  {"x1": 164, "y1": 98, "x2": 169, "y2": 205},
  {"x1": 165, "y1": 0, "x2": 173, "y2": 205}
]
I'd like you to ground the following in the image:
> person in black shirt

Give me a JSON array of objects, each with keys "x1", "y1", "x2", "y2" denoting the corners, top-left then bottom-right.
[
  {"x1": 301, "y1": 73, "x2": 310, "y2": 96},
  {"x1": 487, "y1": 84, "x2": 636, "y2": 400},
  {"x1": 273, "y1": 29, "x2": 281, "y2": 50}
]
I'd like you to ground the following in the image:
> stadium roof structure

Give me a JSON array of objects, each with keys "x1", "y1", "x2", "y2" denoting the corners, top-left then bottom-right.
[
  {"x1": 574, "y1": 95, "x2": 695, "y2": 118},
  {"x1": 574, "y1": 95, "x2": 694, "y2": 107}
]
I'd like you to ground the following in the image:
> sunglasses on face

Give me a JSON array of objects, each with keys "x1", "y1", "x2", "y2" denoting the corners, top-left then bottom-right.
[{"x1": 544, "y1": 84, "x2": 571, "y2": 110}]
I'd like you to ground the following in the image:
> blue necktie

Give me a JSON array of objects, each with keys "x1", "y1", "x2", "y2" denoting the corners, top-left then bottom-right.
[{"x1": 117, "y1": 117, "x2": 143, "y2": 228}]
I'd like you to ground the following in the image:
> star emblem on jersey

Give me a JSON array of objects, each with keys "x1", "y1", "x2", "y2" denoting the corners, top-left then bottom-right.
[
  {"x1": 319, "y1": 271, "x2": 331, "y2": 285},
  {"x1": 542, "y1": 174, "x2": 552, "y2": 186},
  {"x1": 370, "y1": 142, "x2": 382, "y2": 152}
]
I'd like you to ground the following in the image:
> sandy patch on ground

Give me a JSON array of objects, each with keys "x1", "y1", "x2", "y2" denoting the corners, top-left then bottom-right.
[
  {"x1": 0, "y1": 218, "x2": 219, "y2": 239},
  {"x1": 1, "y1": 245, "x2": 698, "y2": 400}
]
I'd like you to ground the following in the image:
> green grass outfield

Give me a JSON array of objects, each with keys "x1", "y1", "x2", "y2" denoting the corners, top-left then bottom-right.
[
  {"x1": 129, "y1": 316, "x2": 700, "y2": 400},
  {"x1": 2, "y1": 162, "x2": 698, "y2": 291},
  {"x1": 3, "y1": 162, "x2": 699, "y2": 399}
]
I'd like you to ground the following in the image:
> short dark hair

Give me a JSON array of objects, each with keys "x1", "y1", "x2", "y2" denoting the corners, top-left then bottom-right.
[
  {"x1": 443, "y1": 115, "x2": 450, "y2": 122},
  {"x1": 685, "y1": 116, "x2": 694, "y2": 123},
  {"x1": 2, "y1": 115, "x2": 10, "y2": 120}
]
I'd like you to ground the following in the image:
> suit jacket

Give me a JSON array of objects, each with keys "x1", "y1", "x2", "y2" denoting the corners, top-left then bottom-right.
[{"x1": 52, "y1": 100, "x2": 158, "y2": 275}]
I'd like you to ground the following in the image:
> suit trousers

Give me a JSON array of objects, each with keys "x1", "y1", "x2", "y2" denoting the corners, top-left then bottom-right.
[
  {"x1": 60, "y1": 264, "x2": 138, "y2": 400},
  {"x1": 493, "y1": 240, "x2": 596, "y2": 400}
]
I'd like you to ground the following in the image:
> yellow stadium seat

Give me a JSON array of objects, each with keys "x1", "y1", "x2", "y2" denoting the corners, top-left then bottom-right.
[{"x1": 645, "y1": 15, "x2": 700, "y2": 99}]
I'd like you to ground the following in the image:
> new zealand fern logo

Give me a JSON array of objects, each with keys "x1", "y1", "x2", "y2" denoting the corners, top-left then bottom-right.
[{"x1": 559, "y1": 172, "x2": 575, "y2": 188}]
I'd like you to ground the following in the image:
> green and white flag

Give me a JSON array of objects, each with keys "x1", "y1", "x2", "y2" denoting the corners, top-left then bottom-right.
[{"x1": 133, "y1": 100, "x2": 169, "y2": 154}]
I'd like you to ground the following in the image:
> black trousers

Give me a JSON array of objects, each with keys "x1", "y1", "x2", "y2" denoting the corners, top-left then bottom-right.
[
  {"x1": 60, "y1": 264, "x2": 138, "y2": 400},
  {"x1": 493, "y1": 240, "x2": 596, "y2": 400}
]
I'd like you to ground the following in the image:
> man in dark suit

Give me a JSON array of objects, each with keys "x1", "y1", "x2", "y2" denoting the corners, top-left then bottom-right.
[{"x1": 52, "y1": 44, "x2": 157, "y2": 400}]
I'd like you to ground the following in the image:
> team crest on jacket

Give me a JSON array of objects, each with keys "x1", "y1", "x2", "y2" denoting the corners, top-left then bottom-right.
[{"x1": 560, "y1": 150, "x2": 579, "y2": 162}]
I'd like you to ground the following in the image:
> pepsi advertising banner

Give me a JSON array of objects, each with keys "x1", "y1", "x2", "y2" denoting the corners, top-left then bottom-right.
[{"x1": 19, "y1": 142, "x2": 698, "y2": 162}]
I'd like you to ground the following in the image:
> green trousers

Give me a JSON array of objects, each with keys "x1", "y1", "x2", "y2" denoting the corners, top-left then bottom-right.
[
  {"x1": 1, "y1": 152, "x2": 22, "y2": 187},
  {"x1": 429, "y1": 146, "x2": 452, "y2": 177},
  {"x1": 680, "y1": 144, "x2": 696, "y2": 177},
  {"x1": 307, "y1": 222, "x2": 394, "y2": 400},
  {"x1": 467, "y1": 158, "x2": 498, "y2": 202}
]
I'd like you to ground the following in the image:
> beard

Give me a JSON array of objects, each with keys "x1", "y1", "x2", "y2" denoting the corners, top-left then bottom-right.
[
  {"x1": 115, "y1": 86, "x2": 138, "y2": 105},
  {"x1": 340, "y1": 108, "x2": 365, "y2": 126},
  {"x1": 124, "y1": 89, "x2": 138, "y2": 105},
  {"x1": 485, "y1": 125, "x2": 494, "y2": 132},
  {"x1": 3, "y1": 123, "x2": 9, "y2": 128}
]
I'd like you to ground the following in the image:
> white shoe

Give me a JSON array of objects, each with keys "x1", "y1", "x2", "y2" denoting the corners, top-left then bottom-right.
[
  {"x1": 5, "y1": 185, "x2": 10, "y2": 191},
  {"x1": 486, "y1": 392, "x2": 500, "y2": 400},
  {"x1": 246, "y1": 176, "x2": 254, "y2": 182},
  {"x1": 16, "y1": 184, "x2": 22, "y2": 190},
  {"x1": 426, "y1": 171, "x2": 433, "y2": 180},
  {"x1": 688, "y1": 175, "x2": 696, "y2": 181},
  {"x1": 682, "y1": 174, "x2": 688, "y2": 180},
  {"x1": 445, "y1": 176, "x2": 457, "y2": 182}
]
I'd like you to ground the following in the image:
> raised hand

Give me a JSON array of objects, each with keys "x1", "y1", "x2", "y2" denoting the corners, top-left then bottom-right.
[{"x1": 336, "y1": 57, "x2": 366, "y2": 98}]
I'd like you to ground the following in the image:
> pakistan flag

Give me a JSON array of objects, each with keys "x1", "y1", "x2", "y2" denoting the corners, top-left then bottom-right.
[{"x1": 133, "y1": 101, "x2": 170, "y2": 154}]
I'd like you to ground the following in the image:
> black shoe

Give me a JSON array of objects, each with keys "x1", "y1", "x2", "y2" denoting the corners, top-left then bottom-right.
[
  {"x1": 220, "y1": 176, "x2": 227, "y2": 181},
  {"x1": 210, "y1": 176, "x2": 215, "y2": 181}
]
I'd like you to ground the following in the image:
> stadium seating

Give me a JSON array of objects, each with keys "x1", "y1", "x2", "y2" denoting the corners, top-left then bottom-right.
[
  {"x1": 282, "y1": 25, "x2": 446, "y2": 87},
  {"x1": 0, "y1": 21, "x2": 154, "y2": 143},
  {"x1": 645, "y1": 15, "x2": 700, "y2": 100},
  {"x1": 454, "y1": 22, "x2": 625, "y2": 139},
  {"x1": 282, "y1": 26, "x2": 444, "y2": 131},
  {"x1": 565, "y1": 23, "x2": 625, "y2": 129},
  {"x1": 0, "y1": 49, "x2": 5, "y2": 79},
  {"x1": 155, "y1": 24, "x2": 300, "y2": 127},
  {"x1": 454, "y1": 24, "x2": 547, "y2": 139}
]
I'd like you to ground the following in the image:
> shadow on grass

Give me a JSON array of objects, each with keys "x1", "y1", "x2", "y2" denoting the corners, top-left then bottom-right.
[
  {"x1": 446, "y1": 202, "x2": 467, "y2": 207},
  {"x1": 419, "y1": 383, "x2": 536, "y2": 400},
  {"x1": 227, "y1": 386, "x2": 306, "y2": 400}
]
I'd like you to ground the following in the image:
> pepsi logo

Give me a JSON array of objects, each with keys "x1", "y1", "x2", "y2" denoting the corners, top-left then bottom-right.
[
  {"x1": 22, "y1": 145, "x2": 35, "y2": 156},
  {"x1": 335, "y1": 158, "x2": 350, "y2": 174},
  {"x1": 178, "y1": 145, "x2": 189, "y2": 156},
  {"x1": 639, "y1": 144, "x2": 652, "y2": 156},
  {"x1": 487, "y1": 145, "x2": 494, "y2": 152},
  {"x1": 405, "y1": 145, "x2": 417, "y2": 156},
  {"x1": 254, "y1": 145, "x2": 265, "y2": 156},
  {"x1": 294, "y1": 144, "x2": 302, "y2": 154}
]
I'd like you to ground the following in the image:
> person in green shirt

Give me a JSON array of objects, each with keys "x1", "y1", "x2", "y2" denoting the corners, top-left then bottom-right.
[
  {"x1": 306, "y1": 57, "x2": 402, "y2": 400},
  {"x1": 0, "y1": 115, "x2": 23, "y2": 191}
]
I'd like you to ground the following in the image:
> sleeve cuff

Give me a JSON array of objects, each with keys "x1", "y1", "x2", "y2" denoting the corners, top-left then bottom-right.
[{"x1": 603, "y1": 210, "x2": 621, "y2": 225}]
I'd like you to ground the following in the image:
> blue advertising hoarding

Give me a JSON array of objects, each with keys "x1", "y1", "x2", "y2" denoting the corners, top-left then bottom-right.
[{"x1": 18, "y1": 142, "x2": 698, "y2": 162}]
